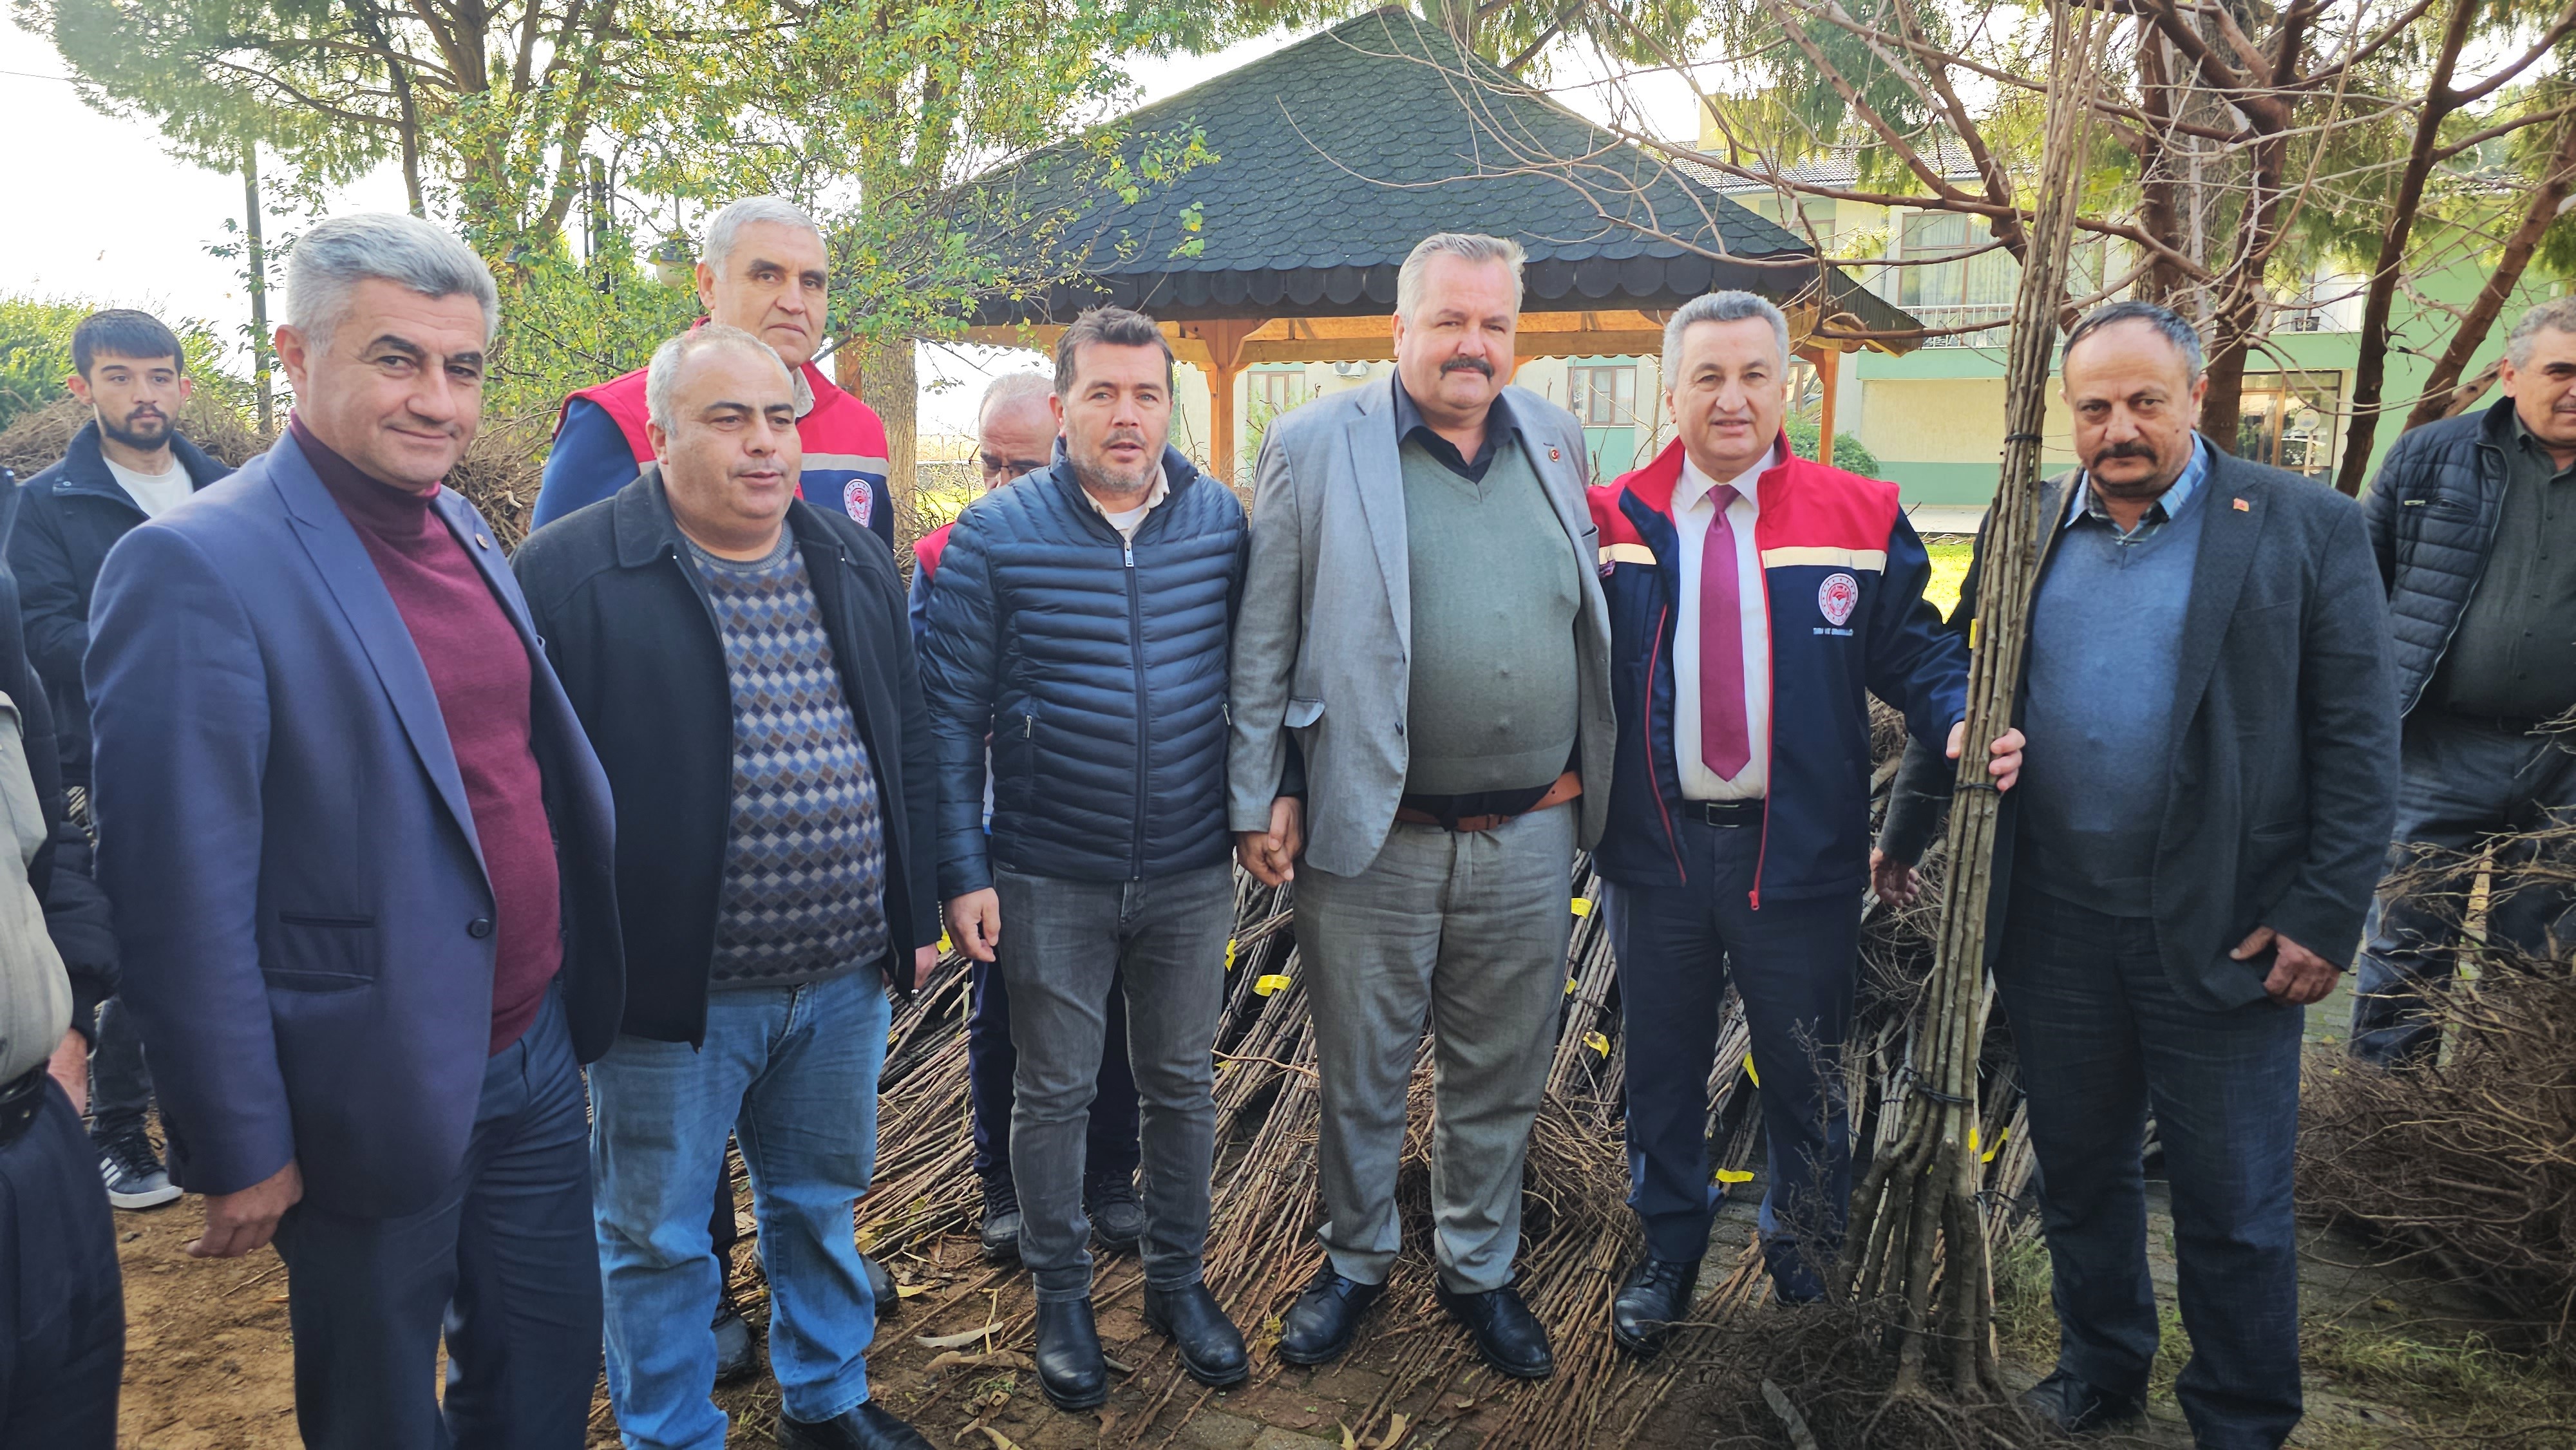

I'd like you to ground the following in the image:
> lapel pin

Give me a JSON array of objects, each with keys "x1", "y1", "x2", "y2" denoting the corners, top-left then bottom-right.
[
  {"x1": 476, "y1": 532, "x2": 493, "y2": 547},
  {"x1": 2231, "y1": 498, "x2": 2249, "y2": 512},
  {"x1": 1549, "y1": 446, "x2": 1562, "y2": 462}
]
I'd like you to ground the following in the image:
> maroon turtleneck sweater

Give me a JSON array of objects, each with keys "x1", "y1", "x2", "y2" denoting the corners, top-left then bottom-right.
[{"x1": 292, "y1": 416, "x2": 562, "y2": 1054}]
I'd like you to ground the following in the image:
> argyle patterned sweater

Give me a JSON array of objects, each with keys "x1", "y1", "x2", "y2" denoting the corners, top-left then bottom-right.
[{"x1": 690, "y1": 534, "x2": 890, "y2": 987}]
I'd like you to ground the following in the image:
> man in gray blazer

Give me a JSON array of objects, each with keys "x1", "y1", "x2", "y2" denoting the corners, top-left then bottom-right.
[
  {"x1": 1229, "y1": 232, "x2": 1614, "y2": 1380},
  {"x1": 1875, "y1": 302, "x2": 2397, "y2": 1449}
]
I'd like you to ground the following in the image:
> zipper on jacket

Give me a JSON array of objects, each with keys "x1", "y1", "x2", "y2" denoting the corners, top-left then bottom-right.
[
  {"x1": 1124, "y1": 536, "x2": 1148, "y2": 878},
  {"x1": 2405, "y1": 437, "x2": 2510, "y2": 715}
]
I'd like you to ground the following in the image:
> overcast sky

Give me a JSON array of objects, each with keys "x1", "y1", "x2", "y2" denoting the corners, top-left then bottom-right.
[{"x1": 1, "y1": 23, "x2": 1692, "y2": 434}]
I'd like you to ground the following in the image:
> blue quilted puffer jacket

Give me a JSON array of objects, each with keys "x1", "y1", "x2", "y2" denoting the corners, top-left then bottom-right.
[
  {"x1": 2362, "y1": 399, "x2": 2515, "y2": 716},
  {"x1": 918, "y1": 446, "x2": 1246, "y2": 896}
]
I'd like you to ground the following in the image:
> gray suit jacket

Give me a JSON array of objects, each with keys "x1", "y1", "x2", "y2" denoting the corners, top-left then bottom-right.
[
  {"x1": 1878, "y1": 451, "x2": 2398, "y2": 1012},
  {"x1": 1227, "y1": 377, "x2": 1616, "y2": 877}
]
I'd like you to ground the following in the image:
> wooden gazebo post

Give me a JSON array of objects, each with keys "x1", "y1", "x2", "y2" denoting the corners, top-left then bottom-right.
[{"x1": 1181, "y1": 319, "x2": 1267, "y2": 485}]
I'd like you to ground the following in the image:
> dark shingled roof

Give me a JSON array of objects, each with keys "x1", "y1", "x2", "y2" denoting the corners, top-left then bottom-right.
[{"x1": 965, "y1": 8, "x2": 1918, "y2": 341}]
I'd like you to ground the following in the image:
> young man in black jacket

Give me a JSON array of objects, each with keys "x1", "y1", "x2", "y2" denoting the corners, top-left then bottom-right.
[
  {"x1": 514, "y1": 325, "x2": 939, "y2": 1450},
  {"x1": 8, "y1": 310, "x2": 229, "y2": 1215}
]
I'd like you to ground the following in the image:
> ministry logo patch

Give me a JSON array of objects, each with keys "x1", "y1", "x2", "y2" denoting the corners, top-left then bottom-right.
[
  {"x1": 842, "y1": 478, "x2": 875, "y2": 527},
  {"x1": 1817, "y1": 571, "x2": 1860, "y2": 628}
]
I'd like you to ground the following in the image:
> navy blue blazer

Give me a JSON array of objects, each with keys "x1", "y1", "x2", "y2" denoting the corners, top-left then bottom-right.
[{"x1": 86, "y1": 431, "x2": 622, "y2": 1218}]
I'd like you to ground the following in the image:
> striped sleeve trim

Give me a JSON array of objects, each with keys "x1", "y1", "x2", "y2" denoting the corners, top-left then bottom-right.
[
  {"x1": 1760, "y1": 545, "x2": 1886, "y2": 572},
  {"x1": 804, "y1": 453, "x2": 891, "y2": 476}
]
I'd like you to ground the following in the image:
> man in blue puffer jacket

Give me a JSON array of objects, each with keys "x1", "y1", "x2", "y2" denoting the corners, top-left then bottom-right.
[
  {"x1": 918, "y1": 306, "x2": 1250, "y2": 1413},
  {"x1": 2353, "y1": 296, "x2": 2576, "y2": 1067}
]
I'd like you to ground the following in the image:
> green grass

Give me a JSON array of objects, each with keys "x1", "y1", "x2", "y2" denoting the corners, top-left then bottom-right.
[{"x1": 1924, "y1": 538, "x2": 1973, "y2": 617}]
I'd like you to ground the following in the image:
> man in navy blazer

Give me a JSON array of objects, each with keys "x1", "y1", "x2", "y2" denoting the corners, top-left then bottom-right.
[{"x1": 86, "y1": 213, "x2": 622, "y2": 1450}]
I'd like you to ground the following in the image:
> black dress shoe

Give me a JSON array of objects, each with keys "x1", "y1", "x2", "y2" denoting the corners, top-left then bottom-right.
[
  {"x1": 1144, "y1": 1281, "x2": 1249, "y2": 1386},
  {"x1": 980, "y1": 1178, "x2": 1023, "y2": 1263},
  {"x1": 1086, "y1": 1171, "x2": 1146, "y2": 1253},
  {"x1": 861, "y1": 1254, "x2": 899, "y2": 1318},
  {"x1": 775, "y1": 1400, "x2": 936, "y2": 1449},
  {"x1": 1434, "y1": 1281, "x2": 1555, "y2": 1379},
  {"x1": 2018, "y1": 1369, "x2": 2145, "y2": 1434},
  {"x1": 1276, "y1": 1262, "x2": 1386, "y2": 1366},
  {"x1": 1610, "y1": 1257, "x2": 1701, "y2": 1357},
  {"x1": 1032, "y1": 1298, "x2": 1109, "y2": 1410},
  {"x1": 713, "y1": 1304, "x2": 759, "y2": 1383}
]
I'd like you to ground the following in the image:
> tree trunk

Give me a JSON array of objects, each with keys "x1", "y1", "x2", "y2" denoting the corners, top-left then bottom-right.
[
  {"x1": 857, "y1": 334, "x2": 919, "y2": 537},
  {"x1": 2133, "y1": 27, "x2": 2192, "y2": 308},
  {"x1": 2334, "y1": 0, "x2": 2480, "y2": 494},
  {"x1": 2403, "y1": 111, "x2": 2576, "y2": 433},
  {"x1": 243, "y1": 144, "x2": 274, "y2": 436}
]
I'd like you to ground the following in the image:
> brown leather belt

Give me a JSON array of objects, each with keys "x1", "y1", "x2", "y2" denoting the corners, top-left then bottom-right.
[{"x1": 1394, "y1": 771, "x2": 1582, "y2": 833}]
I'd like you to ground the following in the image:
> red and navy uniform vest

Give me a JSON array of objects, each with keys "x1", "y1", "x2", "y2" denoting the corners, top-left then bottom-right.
[
  {"x1": 547, "y1": 357, "x2": 895, "y2": 551},
  {"x1": 905, "y1": 521, "x2": 955, "y2": 645},
  {"x1": 1588, "y1": 436, "x2": 1970, "y2": 905}
]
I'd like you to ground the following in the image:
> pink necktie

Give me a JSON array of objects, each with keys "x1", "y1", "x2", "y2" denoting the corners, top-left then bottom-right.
[{"x1": 1700, "y1": 484, "x2": 1752, "y2": 779}]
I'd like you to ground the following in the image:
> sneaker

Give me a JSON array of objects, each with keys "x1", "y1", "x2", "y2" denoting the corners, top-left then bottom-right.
[{"x1": 99, "y1": 1127, "x2": 182, "y2": 1210}]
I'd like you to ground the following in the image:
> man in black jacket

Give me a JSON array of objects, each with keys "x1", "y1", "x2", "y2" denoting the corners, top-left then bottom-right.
[
  {"x1": 0, "y1": 473, "x2": 125, "y2": 1447},
  {"x1": 9, "y1": 310, "x2": 230, "y2": 1214},
  {"x1": 919, "y1": 306, "x2": 1250, "y2": 1411},
  {"x1": 514, "y1": 326, "x2": 940, "y2": 1450},
  {"x1": 1875, "y1": 303, "x2": 2397, "y2": 1449},
  {"x1": 2351, "y1": 297, "x2": 2576, "y2": 1068}
]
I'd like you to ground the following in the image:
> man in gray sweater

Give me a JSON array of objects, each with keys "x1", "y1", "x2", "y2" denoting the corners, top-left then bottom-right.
[
  {"x1": 1229, "y1": 234, "x2": 1615, "y2": 1382},
  {"x1": 1875, "y1": 302, "x2": 2396, "y2": 1450}
]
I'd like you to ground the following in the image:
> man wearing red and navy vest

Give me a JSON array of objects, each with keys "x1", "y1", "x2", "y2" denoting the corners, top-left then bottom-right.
[
  {"x1": 1587, "y1": 293, "x2": 2021, "y2": 1350},
  {"x1": 533, "y1": 195, "x2": 895, "y2": 552}
]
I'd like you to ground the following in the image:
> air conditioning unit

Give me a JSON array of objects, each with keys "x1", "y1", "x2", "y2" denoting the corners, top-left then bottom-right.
[{"x1": 1331, "y1": 361, "x2": 1373, "y2": 378}]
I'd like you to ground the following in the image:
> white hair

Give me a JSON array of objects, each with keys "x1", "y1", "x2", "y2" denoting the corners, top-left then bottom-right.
[
  {"x1": 978, "y1": 371, "x2": 1054, "y2": 426},
  {"x1": 702, "y1": 196, "x2": 824, "y2": 278},
  {"x1": 645, "y1": 324, "x2": 791, "y2": 429},
  {"x1": 1662, "y1": 291, "x2": 1791, "y2": 384},
  {"x1": 285, "y1": 212, "x2": 499, "y2": 346},
  {"x1": 2506, "y1": 296, "x2": 2576, "y2": 369},
  {"x1": 1396, "y1": 233, "x2": 1527, "y2": 319}
]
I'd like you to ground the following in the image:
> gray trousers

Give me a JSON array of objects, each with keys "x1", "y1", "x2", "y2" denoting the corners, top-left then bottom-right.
[
  {"x1": 1297, "y1": 802, "x2": 1576, "y2": 1294},
  {"x1": 2351, "y1": 710, "x2": 2576, "y2": 1067},
  {"x1": 992, "y1": 863, "x2": 1233, "y2": 1303}
]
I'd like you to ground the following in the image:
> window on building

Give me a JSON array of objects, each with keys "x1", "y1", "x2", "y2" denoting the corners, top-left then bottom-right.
[
  {"x1": 2236, "y1": 372, "x2": 2342, "y2": 479},
  {"x1": 1250, "y1": 367, "x2": 1307, "y2": 418},
  {"x1": 1569, "y1": 363, "x2": 1638, "y2": 427},
  {"x1": 1893, "y1": 211, "x2": 2105, "y2": 344}
]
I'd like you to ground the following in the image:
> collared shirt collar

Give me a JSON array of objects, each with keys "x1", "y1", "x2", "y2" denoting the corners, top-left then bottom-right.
[
  {"x1": 1079, "y1": 462, "x2": 1170, "y2": 538},
  {"x1": 1676, "y1": 443, "x2": 1777, "y2": 516},
  {"x1": 790, "y1": 363, "x2": 815, "y2": 420},
  {"x1": 1392, "y1": 373, "x2": 1520, "y2": 481},
  {"x1": 2065, "y1": 434, "x2": 2209, "y2": 540}
]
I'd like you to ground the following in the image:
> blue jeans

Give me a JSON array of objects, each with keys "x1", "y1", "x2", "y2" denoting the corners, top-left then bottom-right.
[
  {"x1": 1999, "y1": 889, "x2": 2304, "y2": 1450},
  {"x1": 2351, "y1": 711, "x2": 2576, "y2": 1067},
  {"x1": 590, "y1": 968, "x2": 893, "y2": 1449},
  {"x1": 1607, "y1": 814, "x2": 1859, "y2": 1300},
  {"x1": 269, "y1": 988, "x2": 600, "y2": 1450}
]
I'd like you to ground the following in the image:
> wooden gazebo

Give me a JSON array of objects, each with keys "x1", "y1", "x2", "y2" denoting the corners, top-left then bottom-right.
[{"x1": 960, "y1": 8, "x2": 1924, "y2": 481}]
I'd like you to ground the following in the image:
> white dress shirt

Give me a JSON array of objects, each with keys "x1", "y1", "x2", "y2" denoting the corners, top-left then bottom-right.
[{"x1": 1672, "y1": 444, "x2": 1776, "y2": 800}]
